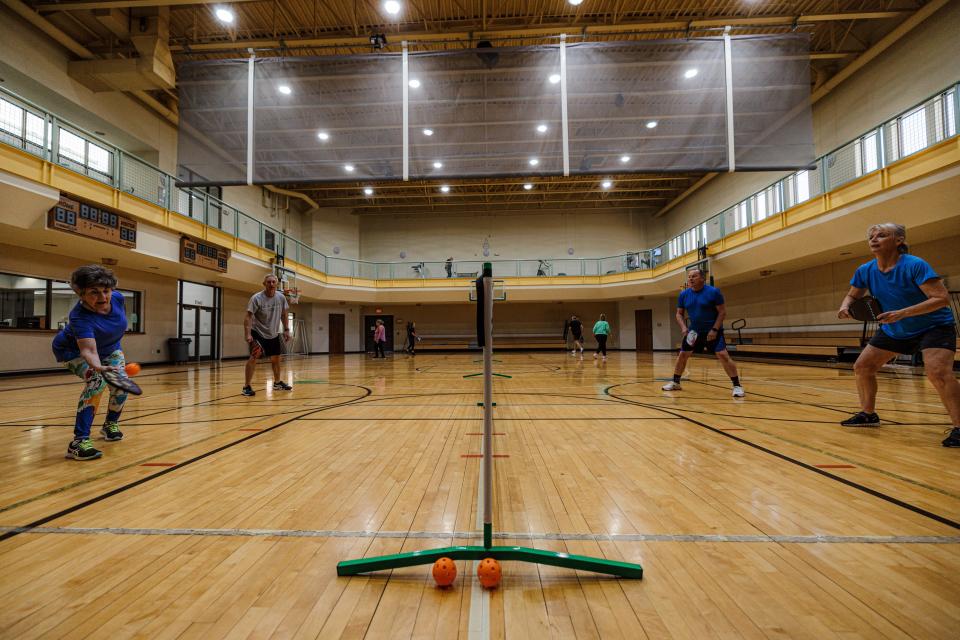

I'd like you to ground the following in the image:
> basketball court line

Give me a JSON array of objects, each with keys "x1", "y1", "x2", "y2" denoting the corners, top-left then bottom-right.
[{"x1": 2, "y1": 526, "x2": 956, "y2": 545}]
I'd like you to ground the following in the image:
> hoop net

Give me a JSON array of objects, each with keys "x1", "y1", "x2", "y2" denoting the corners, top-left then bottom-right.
[{"x1": 284, "y1": 288, "x2": 301, "y2": 304}]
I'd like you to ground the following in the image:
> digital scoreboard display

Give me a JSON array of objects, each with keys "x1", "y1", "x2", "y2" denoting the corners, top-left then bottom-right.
[
  {"x1": 180, "y1": 236, "x2": 229, "y2": 272},
  {"x1": 47, "y1": 195, "x2": 137, "y2": 247}
]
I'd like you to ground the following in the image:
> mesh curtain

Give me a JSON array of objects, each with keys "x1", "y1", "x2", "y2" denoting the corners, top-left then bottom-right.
[{"x1": 176, "y1": 35, "x2": 814, "y2": 186}]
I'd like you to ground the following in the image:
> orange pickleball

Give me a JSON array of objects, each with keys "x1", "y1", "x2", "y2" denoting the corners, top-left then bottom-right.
[
  {"x1": 477, "y1": 557, "x2": 501, "y2": 589},
  {"x1": 432, "y1": 557, "x2": 457, "y2": 587},
  {"x1": 124, "y1": 362, "x2": 141, "y2": 376}
]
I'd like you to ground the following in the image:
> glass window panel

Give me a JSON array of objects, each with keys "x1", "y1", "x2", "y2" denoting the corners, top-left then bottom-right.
[
  {"x1": 25, "y1": 112, "x2": 45, "y2": 147},
  {"x1": 59, "y1": 128, "x2": 86, "y2": 163},
  {"x1": 0, "y1": 99, "x2": 23, "y2": 137},
  {"x1": 88, "y1": 143, "x2": 111, "y2": 173},
  {"x1": 900, "y1": 108, "x2": 927, "y2": 156},
  {"x1": 181, "y1": 281, "x2": 215, "y2": 307}
]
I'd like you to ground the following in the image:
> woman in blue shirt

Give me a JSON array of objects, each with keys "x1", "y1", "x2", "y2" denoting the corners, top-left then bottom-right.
[
  {"x1": 838, "y1": 223, "x2": 959, "y2": 447},
  {"x1": 52, "y1": 265, "x2": 130, "y2": 460}
]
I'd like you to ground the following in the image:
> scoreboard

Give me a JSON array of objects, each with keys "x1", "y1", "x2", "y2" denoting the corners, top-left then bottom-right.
[
  {"x1": 47, "y1": 195, "x2": 137, "y2": 247},
  {"x1": 180, "y1": 236, "x2": 229, "y2": 273}
]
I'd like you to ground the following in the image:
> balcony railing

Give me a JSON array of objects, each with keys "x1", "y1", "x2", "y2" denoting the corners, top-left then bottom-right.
[{"x1": 1, "y1": 82, "x2": 957, "y2": 280}]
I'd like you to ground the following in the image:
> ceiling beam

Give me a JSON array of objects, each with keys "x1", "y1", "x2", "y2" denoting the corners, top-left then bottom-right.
[
  {"x1": 167, "y1": 12, "x2": 911, "y2": 53},
  {"x1": 38, "y1": 0, "x2": 263, "y2": 12}
]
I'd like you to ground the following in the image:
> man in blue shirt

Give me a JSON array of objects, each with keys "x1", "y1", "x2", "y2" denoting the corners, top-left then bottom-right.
[
  {"x1": 838, "y1": 223, "x2": 959, "y2": 447},
  {"x1": 662, "y1": 268, "x2": 744, "y2": 397},
  {"x1": 52, "y1": 265, "x2": 131, "y2": 460}
]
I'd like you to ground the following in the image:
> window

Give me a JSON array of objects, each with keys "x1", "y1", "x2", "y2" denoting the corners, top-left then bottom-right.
[
  {"x1": 0, "y1": 271, "x2": 142, "y2": 332},
  {"x1": 899, "y1": 107, "x2": 928, "y2": 157}
]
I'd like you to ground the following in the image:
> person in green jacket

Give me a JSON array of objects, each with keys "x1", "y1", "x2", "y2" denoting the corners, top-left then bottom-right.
[{"x1": 592, "y1": 314, "x2": 611, "y2": 361}]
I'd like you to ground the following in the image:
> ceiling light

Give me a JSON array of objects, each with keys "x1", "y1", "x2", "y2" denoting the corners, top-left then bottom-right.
[
  {"x1": 344, "y1": 164, "x2": 355, "y2": 172},
  {"x1": 536, "y1": 123, "x2": 548, "y2": 133},
  {"x1": 601, "y1": 180, "x2": 613, "y2": 188},
  {"x1": 215, "y1": 8, "x2": 234, "y2": 23},
  {"x1": 383, "y1": 1, "x2": 401, "y2": 16},
  {"x1": 440, "y1": 185, "x2": 450, "y2": 193},
  {"x1": 529, "y1": 158, "x2": 539, "y2": 166},
  {"x1": 568, "y1": 0, "x2": 584, "y2": 5},
  {"x1": 433, "y1": 161, "x2": 443, "y2": 169},
  {"x1": 684, "y1": 68, "x2": 699, "y2": 79},
  {"x1": 645, "y1": 121, "x2": 658, "y2": 129},
  {"x1": 523, "y1": 183, "x2": 534, "y2": 190},
  {"x1": 278, "y1": 85, "x2": 292, "y2": 95},
  {"x1": 408, "y1": 78, "x2": 421, "y2": 89},
  {"x1": 422, "y1": 128, "x2": 433, "y2": 136},
  {"x1": 548, "y1": 73, "x2": 561, "y2": 84},
  {"x1": 620, "y1": 155, "x2": 630, "y2": 163},
  {"x1": 317, "y1": 131, "x2": 330, "y2": 141},
  {"x1": 363, "y1": 187, "x2": 374, "y2": 196}
]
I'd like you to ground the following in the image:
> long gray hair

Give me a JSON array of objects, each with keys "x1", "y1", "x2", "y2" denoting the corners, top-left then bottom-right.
[{"x1": 867, "y1": 223, "x2": 909, "y2": 254}]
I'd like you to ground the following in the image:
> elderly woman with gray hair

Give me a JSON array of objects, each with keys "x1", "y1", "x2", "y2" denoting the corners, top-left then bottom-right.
[{"x1": 838, "y1": 223, "x2": 959, "y2": 447}]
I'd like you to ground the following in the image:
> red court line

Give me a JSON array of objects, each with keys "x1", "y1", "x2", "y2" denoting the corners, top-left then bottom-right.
[
  {"x1": 461, "y1": 454, "x2": 510, "y2": 458},
  {"x1": 141, "y1": 462, "x2": 177, "y2": 467},
  {"x1": 815, "y1": 464, "x2": 856, "y2": 469}
]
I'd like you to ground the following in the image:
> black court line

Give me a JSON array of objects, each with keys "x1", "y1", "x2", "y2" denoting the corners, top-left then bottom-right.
[
  {"x1": 604, "y1": 383, "x2": 960, "y2": 531},
  {"x1": 0, "y1": 387, "x2": 373, "y2": 542},
  {"x1": 0, "y1": 361, "x2": 251, "y2": 394}
]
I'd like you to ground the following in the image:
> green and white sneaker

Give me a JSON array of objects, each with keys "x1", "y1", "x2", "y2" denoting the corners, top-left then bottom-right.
[
  {"x1": 100, "y1": 421, "x2": 123, "y2": 441},
  {"x1": 66, "y1": 438, "x2": 102, "y2": 460}
]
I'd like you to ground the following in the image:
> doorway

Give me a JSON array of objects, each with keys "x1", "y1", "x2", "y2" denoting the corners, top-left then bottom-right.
[
  {"x1": 364, "y1": 315, "x2": 394, "y2": 353},
  {"x1": 635, "y1": 309, "x2": 653, "y2": 351},
  {"x1": 178, "y1": 281, "x2": 221, "y2": 361},
  {"x1": 328, "y1": 313, "x2": 345, "y2": 354}
]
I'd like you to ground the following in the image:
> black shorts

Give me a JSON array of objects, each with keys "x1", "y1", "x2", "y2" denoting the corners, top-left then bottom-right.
[
  {"x1": 869, "y1": 324, "x2": 957, "y2": 355},
  {"x1": 681, "y1": 328, "x2": 727, "y2": 354},
  {"x1": 251, "y1": 330, "x2": 284, "y2": 357},
  {"x1": 571, "y1": 331, "x2": 583, "y2": 341}
]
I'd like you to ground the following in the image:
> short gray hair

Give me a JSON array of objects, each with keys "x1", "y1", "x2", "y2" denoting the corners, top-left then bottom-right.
[{"x1": 867, "y1": 223, "x2": 909, "y2": 253}]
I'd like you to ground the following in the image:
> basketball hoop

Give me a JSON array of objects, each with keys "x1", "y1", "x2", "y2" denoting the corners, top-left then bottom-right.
[{"x1": 284, "y1": 288, "x2": 301, "y2": 304}]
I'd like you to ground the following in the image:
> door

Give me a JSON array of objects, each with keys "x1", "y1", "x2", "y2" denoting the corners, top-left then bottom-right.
[
  {"x1": 179, "y1": 306, "x2": 216, "y2": 361},
  {"x1": 635, "y1": 309, "x2": 653, "y2": 351},
  {"x1": 364, "y1": 315, "x2": 394, "y2": 352},
  {"x1": 328, "y1": 313, "x2": 345, "y2": 354}
]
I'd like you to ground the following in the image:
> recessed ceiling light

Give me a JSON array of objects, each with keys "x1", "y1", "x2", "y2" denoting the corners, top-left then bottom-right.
[
  {"x1": 278, "y1": 85, "x2": 292, "y2": 95},
  {"x1": 408, "y1": 78, "x2": 421, "y2": 89},
  {"x1": 383, "y1": 0, "x2": 401, "y2": 15},
  {"x1": 433, "y1": 161, "x2": 443, "y2": 169},
  {"x1": 568, "y1": 0, "x2": 584, "y2": 5},
  {"x1": 440, "y1": 185, "x2": 450, "y2": 193},
  {"x1": 646, "y1": 121, "x2": 658, "y2": 129},
  {"x1": 529, "y1": 158, "x2": 539, "y2": 166},
  {"x1": 523, "y1": 183, "x2": 534, "y2": 190},
  {"x1": 317, "y1": 131, "x2": 330, "y2": 141},
  {"x1": 684, "y1": 68, "x2": 698, "y2": 79},
  {"x1": 422, "y1": 128, "x2": 434, "y2": 136},
  {"x1": 601, "y1": 180, "x2": 613, "y2": 188},
  {"x1": 215, "y1": 7, "x2": 234, "y2": 23},
  {"x1": 548, "y1": 73, "x2": 561, "y2": 84},
  {"x1": 344, "y1": 164, "x2": 355, "y2": 172},
  {"x1": 620, "y1": 155, "x2": 630, "y2": 163},
  {"x1": 536, "y1": 123, "x2": 548, "y2": 133},
  {"x1": 363, "y1": 187, "x2": 374, "y2": 196}
]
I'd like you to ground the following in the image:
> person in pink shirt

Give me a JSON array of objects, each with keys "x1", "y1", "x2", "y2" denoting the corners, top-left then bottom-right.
[{"x1": 372, "y1": 319, "x2": 387, "y2": 358}]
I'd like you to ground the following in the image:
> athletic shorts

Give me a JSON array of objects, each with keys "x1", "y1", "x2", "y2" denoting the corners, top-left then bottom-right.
[
  {"x1": 571, "y1": 331, "x2": 583, "y2": 341},
  {"x1": 681, "y1": 328, "x2": 727, "y2": 354},
  {"x1": 251, "y1": 329, "x2": 284, "y2": 357},
  {"x1": 869, "y1": 324, "x2": 956, "y2": 355}
]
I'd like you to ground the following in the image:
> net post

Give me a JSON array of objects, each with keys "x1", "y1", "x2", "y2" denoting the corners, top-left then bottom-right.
[{"x1": 481, "y1": 262, "x2": 493, "y2": 548}]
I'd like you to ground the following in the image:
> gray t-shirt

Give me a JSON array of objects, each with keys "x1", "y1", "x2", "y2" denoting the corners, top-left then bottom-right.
[{"x1": 247, "y1": 291, "x2": 288, "y2": 339}]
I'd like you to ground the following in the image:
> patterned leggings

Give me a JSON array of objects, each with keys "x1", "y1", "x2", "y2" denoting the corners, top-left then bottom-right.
[{"x1": 65, "y1": 350, "x2": 127, "y2": 440}]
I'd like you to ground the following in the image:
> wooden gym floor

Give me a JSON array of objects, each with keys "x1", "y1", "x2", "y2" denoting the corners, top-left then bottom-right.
[{"x1": 0, "y1": 351, "x2": 957, "y2": 639}]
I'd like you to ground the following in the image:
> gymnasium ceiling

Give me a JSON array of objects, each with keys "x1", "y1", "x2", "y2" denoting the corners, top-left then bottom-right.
[{"x1": 17, "y1": 0, "x2": 938, "y2": 215}]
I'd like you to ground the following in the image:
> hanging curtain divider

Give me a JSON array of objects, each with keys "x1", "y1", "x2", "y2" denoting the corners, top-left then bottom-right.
[
  {"x1": 723, "y1": 26, "x2": 736, "y2": 173},
  {"x1": 402, "y1": 42, "x2": 410, "y2": 181},
  {"x1": 560, "y1": 34, "x2": 570, "y2": 177},
  {"x1": 246, "y1": 52, "x2": 255, "y2": 185}
]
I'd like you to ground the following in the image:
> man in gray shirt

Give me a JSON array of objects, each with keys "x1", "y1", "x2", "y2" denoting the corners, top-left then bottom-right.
[{"x1": 242, "y1": 274, "x2": 292, "y2": 396}]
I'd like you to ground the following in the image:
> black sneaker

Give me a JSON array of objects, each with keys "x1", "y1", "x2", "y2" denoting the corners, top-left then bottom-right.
[
  {"x1": 242, "y1": 386, "x2": 256, "y2": 397},
  {"x1": 273, "y1": 381, "x2": 293, "y2": 391},
  {"x1": 100, "y1": 421, "x2": 123, "y2": 441},
  {"x1": 840, "y1": 412, "x2": 880, "y2": 427},
  {"x1": 66, "y1": 438, "x2": 102, "y2": 460},
  {"x1": 943, "y1": 428, "x2": 960, "y2": 448}
]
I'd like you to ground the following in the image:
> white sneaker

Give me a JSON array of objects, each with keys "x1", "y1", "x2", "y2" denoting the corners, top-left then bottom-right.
[
  {"x1": 661, "y1": 381, "x2": 682, "y2": 391},
  {"x1": 732, "y1": 386, "x2": 745, "y2": 398},
  {"x1": 593, "y1": 353, "x2": 598, "y2": 359},
  {"x1": 602, "y1": 356, "x2": 607, "y2": 361},
  {"x1": 571, "y1": 350, "x2": 576, "y2": 355}
]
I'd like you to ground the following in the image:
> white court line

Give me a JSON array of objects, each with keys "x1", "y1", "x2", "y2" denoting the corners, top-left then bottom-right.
[{"x1": 468, "y1": 431, "x2": 491, "y2": 640}]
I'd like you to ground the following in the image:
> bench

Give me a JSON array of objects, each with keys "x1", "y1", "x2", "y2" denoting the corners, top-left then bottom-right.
[{"x1": 416, "y1": 334, "x2": 566, "y2": 351}]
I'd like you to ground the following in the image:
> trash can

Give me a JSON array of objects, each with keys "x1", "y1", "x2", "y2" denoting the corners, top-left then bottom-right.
[{"x1": 167, "y1": 337, "x2": 191, "y2": 364}]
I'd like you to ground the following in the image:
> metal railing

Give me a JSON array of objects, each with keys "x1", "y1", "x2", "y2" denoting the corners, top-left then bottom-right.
[{"x1": 0, "y1": 82, "x2": 957, "y2": 281}]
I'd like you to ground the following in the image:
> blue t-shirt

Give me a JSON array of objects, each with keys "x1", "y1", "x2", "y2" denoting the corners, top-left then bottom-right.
[
  {"x1": 850, "y1": 254, "x2": 954, "y2": 339},
  {"x1": 678, "y1": 285, "x2": 725, "y2": 333},
  {"x1": 52, "y1": 291, "x2": 127, "y2": 362}
]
